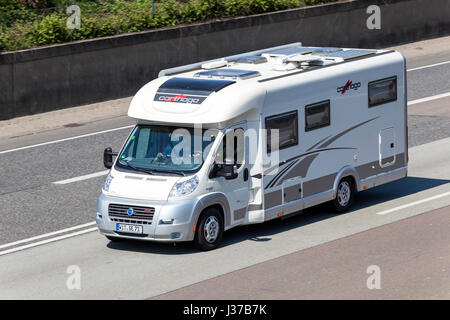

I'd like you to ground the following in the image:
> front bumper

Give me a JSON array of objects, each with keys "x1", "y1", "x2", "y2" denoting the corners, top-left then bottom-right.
[{"x1": 96, "y1": 193, "x2": 199, "y2": 242}]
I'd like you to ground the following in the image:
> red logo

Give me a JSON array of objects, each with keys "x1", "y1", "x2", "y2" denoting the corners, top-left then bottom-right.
[
  {"x1": 164, "y1": 94, "x2": 187, "y2": 102},
  {"x1": 341, "y1": 80, "x2": 352, "y2": 94}
]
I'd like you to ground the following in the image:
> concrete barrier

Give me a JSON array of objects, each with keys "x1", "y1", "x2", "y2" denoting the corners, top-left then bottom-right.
[{"x1": 1, "y1": 0, "x2": 449, "y2": 120}]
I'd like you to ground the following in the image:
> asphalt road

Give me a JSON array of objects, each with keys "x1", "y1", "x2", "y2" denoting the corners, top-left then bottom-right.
[
  {"x1": 153, "y1": 205, "x2": 450, "y2": 300},
  {"x1": 0, "y1": 39, "x2": 449, "y2": 299}
]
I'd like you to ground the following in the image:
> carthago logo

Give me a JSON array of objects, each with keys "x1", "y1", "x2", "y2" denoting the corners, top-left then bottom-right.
[
  {"x1": 337, "y1": 80, "x2": 361, "y2": 94},
  {"x1": 154, "y1": 93, "x2": 203, "y2": 104}
]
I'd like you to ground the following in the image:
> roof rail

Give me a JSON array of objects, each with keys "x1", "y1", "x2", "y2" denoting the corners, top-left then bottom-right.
[{"x1": 158, "y1": 42, "x2": 302, "y2": 78}]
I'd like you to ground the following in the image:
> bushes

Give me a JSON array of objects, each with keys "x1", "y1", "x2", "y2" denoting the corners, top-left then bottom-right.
[{"x1": 0, "y1": 0, "x2": 338, "y2": 52}]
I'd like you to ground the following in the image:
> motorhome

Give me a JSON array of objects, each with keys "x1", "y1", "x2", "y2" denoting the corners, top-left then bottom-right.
[{"x1": 96, "y1": 42, "x2": 408, "y2": 250}]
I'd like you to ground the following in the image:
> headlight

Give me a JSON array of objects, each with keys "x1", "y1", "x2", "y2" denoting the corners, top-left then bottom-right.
[
  {"x1": 103, "y1": 173, "x2": 114, "y2": 192},
  {"x1": 169, "y1": 175, "x2": 199, "y2": 198}
]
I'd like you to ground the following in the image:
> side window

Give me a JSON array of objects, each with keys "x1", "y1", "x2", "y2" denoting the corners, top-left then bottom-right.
[
  {"x1": 265, "y1": 110, "x2": 298, "y2": 153},
  {"x1": 368, "y1": 76, "x2": 397, "y2": 107},
  {"x1": 215, "y1": 128, "x2": 244, "y2": 168},
  {"x1": 305, "y1": 100, "x2": 330, "y2": 132}
]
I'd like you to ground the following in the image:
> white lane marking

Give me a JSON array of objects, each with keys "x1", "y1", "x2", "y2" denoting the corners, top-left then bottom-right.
[
  {"x1": 0, "y1": 125, "x2": 133, "y2": 155},
  {"x1": 0, "y1": 227, "x2": 98, "y2": 257},
  {"x1": 376, "y1": 191, "x2": 450, "y2": 215},
  {"x1": 408, "y1": 92, "x2": 450, "y2": 105},
  {"x1": 407, "y1": 60, "x2": 450, "y2": 72},
  {"x1": 53, "y1": 170, "x2": 109, "y2": 185},
  {"x1": 0, "y1": 221, "x2": 96, "y2": 250}
]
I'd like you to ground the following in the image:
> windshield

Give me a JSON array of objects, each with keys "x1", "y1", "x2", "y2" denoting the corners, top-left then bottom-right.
[{"x1": 115, "y1": 125, "x2": 218, "y2": 175}]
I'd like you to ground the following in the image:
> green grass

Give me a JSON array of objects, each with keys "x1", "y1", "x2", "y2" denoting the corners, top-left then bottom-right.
[{"x1": 0, "y1": 0, "x2": 338, "y2": 52}]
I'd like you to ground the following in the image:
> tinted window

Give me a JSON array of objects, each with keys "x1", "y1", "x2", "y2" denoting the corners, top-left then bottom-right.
[
  {"x1": 368, "y1": 77, "x2": 397, "y2": 107},
  {"x1": 265, "y1": 111, "x2": 298, "y2": 153},
  {"x1": 305, "y1": 100, "x2": 330, "y2": 132},
  {"x1": 158, "y1": 77, "x2": 235, "y2": 96}
]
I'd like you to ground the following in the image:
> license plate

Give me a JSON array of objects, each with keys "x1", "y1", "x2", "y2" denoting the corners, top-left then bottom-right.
[{"x1": 116, "y1": 223, "x2": 143, "y2": 234}]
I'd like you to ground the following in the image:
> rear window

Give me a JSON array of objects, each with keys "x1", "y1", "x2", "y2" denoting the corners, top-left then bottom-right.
[{"x1": 368, "y1": 76, "x2": 397, "y2": 107}]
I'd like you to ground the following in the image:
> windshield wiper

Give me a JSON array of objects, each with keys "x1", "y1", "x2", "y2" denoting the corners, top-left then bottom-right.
[
  {"x1": 121, "y1": 160, "x2": 185, "y2": 176},
  {"x1": 121, "y1": 160, "x2": 153, "y2": 175},
  {"x1": 150, "y1": 168, "x2": 185, "y2": 176}
]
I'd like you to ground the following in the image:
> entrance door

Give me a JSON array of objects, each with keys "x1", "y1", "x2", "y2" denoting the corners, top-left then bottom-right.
[
  {"x1": 379, "y1": 127, "x2": 396, "y2": 167},
  {"x1": 209, "y1": 124, "x2": 250, "y2": 225}
]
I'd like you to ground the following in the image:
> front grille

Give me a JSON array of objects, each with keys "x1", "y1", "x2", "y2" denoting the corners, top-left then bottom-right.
[
  {"x1": 110, "y1": 218, "x2": 151, "y2": 225},
  {"x1": 108, "y1": 203, "x2": 155, "y2": 222}
]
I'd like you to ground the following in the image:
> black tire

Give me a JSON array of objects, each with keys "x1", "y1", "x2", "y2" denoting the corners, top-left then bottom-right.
[
  {"x1": 106, "y1": 235, "x2": 123, "y2": 242},
  {"x1": 194, "y1": 207, "x2": 224, "y2": 251},
  {"x1": 332, "y1": 177, "x2": 356, "y2": 213}
]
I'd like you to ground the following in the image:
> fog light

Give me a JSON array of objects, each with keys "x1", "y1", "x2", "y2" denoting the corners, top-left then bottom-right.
[
  {"x1": 159, "y1": 219, "x2": 174, "y2": 225},
  {"x1": 171, "y1": 232, "x2": 181, "y2": 239}
]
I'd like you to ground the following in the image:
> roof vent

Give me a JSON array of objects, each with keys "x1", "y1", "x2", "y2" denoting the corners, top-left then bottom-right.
[
  {"x1": 201, "y1": 60, "x2": 228, "y2": 70},
  {"x1": 235, "y1": 56, "x2": 268, "y2": 64},
  {"x1": 273, "y1": 63, "x2": 297, "y2": 71}
]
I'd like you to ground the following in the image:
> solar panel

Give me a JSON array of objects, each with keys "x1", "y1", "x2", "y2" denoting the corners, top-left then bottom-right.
[
  {"x1": 194, "y1": 69, "x2": 260, "y2": 80},
  {"x1": 311, "y1": 47, "x2": 343, "y2": 55},
  {"x1": 322, "y1": 49, "x2": 376, "y2": 60},
  {"x1": 263, "y1": 46, "x2": 316, "y2": 56}
]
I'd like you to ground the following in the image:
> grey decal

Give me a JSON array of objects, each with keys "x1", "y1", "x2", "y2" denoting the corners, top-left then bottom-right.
[
  {"x1": 248, "y1": 204, "x2": 263, "y2": 211},
  {"x1": 276, "y1": 154, "x2": 318, "y2": 186},
  {"x1": 265, "y1": 160, "x2": 299, "y2": 189},
  {"x1": 264, "y1": 190, "x2": 282, "y2": 209},
  {"x1": 233, "y1": 207, "x2": 247, "y2": 221},
  {"x1": 284, "y1": 184, "x2": 302, "y2": 202},
  {"x1": 357, "y1": 153, "x2": 405, "y2": 179},
  {"x1": 264, "y1": 147, "x2": 356, "y2": 181},
  {"x1": 303, "y1": 174, "x2": 336, "y2": 197}
]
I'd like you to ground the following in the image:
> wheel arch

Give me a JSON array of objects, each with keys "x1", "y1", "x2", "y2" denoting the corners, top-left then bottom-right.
[
  {"x1": 188, "y1": 193, "x2": 231, "y2": 240},
  {"x1": 332, "y1": 166, "x2": 360, "y2": 198}
]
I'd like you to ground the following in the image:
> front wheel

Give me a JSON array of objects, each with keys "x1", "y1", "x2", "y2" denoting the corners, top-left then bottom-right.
[
  {"x1": 332, "y1": 177, "x2": 356, "y2": 213},
  {"x1": 194, "y1": 207, "x2": 224, "y2": 251}
]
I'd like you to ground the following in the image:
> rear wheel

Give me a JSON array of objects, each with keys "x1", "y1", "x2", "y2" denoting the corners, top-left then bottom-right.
[
  {"x1": 332, "y1": 177, "x2": 355, "y2": 213},
  {"x1": 194, "y1": 207, "x2": 224, "y2": 251}
]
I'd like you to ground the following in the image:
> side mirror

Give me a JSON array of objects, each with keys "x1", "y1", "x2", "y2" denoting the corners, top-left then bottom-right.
[
  {"x1": 222, "y1": 163, "x2": 238, "y2": 180},
  {"x1": 103, "y1": 147, "x2": 118, "y2": 169},
  {"x1": 211, "y1": 161, "x2": 238, "y2": 180}
]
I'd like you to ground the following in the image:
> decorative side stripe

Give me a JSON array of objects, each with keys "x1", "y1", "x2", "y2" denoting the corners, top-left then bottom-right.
[
  {"x1": 265, "y1": 159, "x2": 299, "y2": 190},
  {"x1": 262, "y1": 117, "x2": 379, "y2": 187}
]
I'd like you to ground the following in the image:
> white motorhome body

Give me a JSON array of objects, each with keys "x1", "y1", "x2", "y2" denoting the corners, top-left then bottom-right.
[{"x1": 96, "y1": 43, "x2": 407, "y2": 250}]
